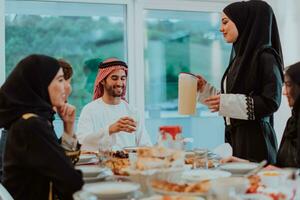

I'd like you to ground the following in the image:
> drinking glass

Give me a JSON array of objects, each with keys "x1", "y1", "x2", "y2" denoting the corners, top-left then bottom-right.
[
  {"x1": 193, "y1": 148, "x2": 208, "y2": 169},
  {"x1": 128, "y1": 109, "x2": 140, "y2": 145},
  {"x1": 98, "y1": 143, "x2": 111, "y2": 167}
]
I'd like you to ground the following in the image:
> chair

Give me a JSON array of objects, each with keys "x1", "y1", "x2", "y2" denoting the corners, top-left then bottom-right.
[{"x1": 0, "y1": 184, "x2": 13, "y2": 200}]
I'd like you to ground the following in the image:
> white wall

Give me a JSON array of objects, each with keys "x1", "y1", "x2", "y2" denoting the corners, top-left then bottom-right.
[{"x1": 266, "y1": 0, "x2": 300, "y2": 144}]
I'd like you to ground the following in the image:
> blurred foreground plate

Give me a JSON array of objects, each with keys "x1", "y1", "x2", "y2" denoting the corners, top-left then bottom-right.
[
  {"x1": 219, "y1": 162, "x2": 258, "y2": 175},
  {"x1": 83, "y1": 181, "x2": 140, "y2": 199},
  {"x1": 142, "y1": 195, "x2": 204, "y2": 200},
  {"x1": 182, "y1": 169, "x2": 231, "y2": 182},
  {"x1": 75, "y1": 166, "x2": 106, "y2": 177}
]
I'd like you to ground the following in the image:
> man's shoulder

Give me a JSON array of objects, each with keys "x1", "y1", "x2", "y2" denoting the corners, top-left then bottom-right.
[
  {"x1": 82, "y1": 99, "x2": 103, "y2": 110},
  {"x1": 120, "y1": 100, "x2": 133, "y2": 109}
]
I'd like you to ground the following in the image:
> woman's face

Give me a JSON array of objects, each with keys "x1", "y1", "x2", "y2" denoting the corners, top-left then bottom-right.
[
  {"x1": 48, "y1": 68, "x2": 66, "y2": 108},
  {"x1": 283, "y1": 74, "x2": 299, "y2": 107},
  {"x1": 220, "y1": 13, "x2": 239, "y2": 43},
  {"x1": 64, "y1": 78, "x2": 72, "y2": 101}
]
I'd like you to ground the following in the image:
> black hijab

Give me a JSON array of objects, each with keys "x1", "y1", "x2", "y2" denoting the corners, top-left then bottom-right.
[
  {"x1": 285, "y1": 62, "x2": 300, "y2": 115},
  {"x1": 223, "y1": 0, "x2": 284, "y2": 93},
  {"x1": 0, "y1": 54, "x2": 60, "y2": 129}
]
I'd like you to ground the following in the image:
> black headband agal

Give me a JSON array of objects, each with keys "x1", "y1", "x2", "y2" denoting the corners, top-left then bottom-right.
[{"x1": 98, "y1": 61, "x2": 128, "y2": 69}]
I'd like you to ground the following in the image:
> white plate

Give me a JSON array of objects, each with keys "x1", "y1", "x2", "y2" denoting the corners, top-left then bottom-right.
[
  {"x1": 219, "y1": 162, "x2": 258, "y2": 174},
  {"x1": 83, "y1": 173, "x2": 109, "y2": 183},
  {"x1": 75, "y1": 166, "x2": 106, "y2": 177},
  {"x1": 78, "y1": 154, "x2": 96, "y2": 162},
  {"x1": 182, "y1": 169, "x2": 231, "y2": 182},
  {"x1": 152, "y1": 188, "x2": 206, "y2": 197},
  {"x1": 83, "y1": 181, "x2": 140, "y2": 199},
  {"x1": 142, "y1": 195, "x2": 205, "y2": 200},
  {"x1": 236, "y1": 194, "x2": 272, "y2": 200}
]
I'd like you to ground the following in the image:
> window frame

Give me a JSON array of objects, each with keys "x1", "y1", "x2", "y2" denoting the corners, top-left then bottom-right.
[{"x1": 134, "y1": 0, "x2": 228, "y2": 119}]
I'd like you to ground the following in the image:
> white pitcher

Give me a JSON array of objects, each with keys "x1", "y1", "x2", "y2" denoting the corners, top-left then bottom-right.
[{"x1": 178, "y1": 72, "x2": 198, "y2": 115}]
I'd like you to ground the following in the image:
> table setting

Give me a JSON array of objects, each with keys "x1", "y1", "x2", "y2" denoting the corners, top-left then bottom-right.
[{"x1": 73, "y1": 144, "x2": 299, "y2": 200}]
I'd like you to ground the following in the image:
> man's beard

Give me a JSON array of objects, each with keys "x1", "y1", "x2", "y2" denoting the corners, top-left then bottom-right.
[{"x1": 105, "y1": 85, "x2": 124, "y2": 97}]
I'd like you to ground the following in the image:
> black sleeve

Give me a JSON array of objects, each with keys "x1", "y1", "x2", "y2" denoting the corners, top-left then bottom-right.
[
  {"x1": 252, "y1": 52, "x2": 283, "y2": 118},
  {"x1": 297, "y1": 114, "x2": 300, "y2": 167},
  {"x1": 23, "y1": 118, "x2": 83, "y2": 199}
]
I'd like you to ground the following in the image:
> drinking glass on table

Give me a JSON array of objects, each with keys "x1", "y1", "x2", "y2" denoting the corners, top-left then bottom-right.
[
  {"x1": 193, "y1": 148, "x2": 208, "y2": 169},
  {"x1": 128, "y1": 109, "x2": 140, "y2": 145},
  {"x1": 98, "y1": 143, "x2": 111, "y2": 167}
]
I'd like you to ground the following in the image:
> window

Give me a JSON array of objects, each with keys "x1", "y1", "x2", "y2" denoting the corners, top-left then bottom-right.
[
  {"x1": 5, "y1": 1, "x2": 126, "y2": 116},
  {"x1": 144, "y1": 10, "x2": 231, "y2": 149}
]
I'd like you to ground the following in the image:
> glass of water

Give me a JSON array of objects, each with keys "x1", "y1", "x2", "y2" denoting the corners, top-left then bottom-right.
[
  {"x1": 128, "y1": 109, "x2": 140, "y2": 145},
  {"x1": 193, "y1": 148, "x2": 208, "y2": 169}
]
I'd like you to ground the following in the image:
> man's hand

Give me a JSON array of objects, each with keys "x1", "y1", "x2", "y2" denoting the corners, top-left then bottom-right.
[
  {"x1": 109, "y1": 116, "x2": 137, "y2": 135},
  {"x1": 204, "y1": 95, "x2": 220, "y2": 112},
  {"x1": 57, "y1": 103, "x2": 76, "y2": 135},
  {"x1": 196, "y1": 75, "x2": 207, "y2": 93}
]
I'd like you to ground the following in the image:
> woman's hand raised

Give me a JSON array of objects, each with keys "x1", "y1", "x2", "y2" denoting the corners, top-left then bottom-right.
[{"x1": 196, "y1": 75, "x2": 207, "y2": 93}]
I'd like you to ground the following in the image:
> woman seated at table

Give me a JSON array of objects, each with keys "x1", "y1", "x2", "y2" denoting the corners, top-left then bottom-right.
[
  {"x1": 221, "y1": 62, "x2": 300, "y2": 168},
  {"x1": 0, "y1": 54, "x2": 83, "y2": 200}
]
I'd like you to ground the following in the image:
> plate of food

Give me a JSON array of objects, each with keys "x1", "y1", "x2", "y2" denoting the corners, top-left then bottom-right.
[{"x1": 151, "y1": 179, "x2": 211, "y2": 197}]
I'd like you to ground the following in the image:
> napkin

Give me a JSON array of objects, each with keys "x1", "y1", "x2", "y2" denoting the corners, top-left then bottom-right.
[{"x1": 213, "y1": 143, "x2": 232, "y2": 158}]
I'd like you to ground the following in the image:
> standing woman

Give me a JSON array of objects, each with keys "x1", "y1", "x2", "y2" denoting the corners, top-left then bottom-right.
[
  {"x1": 197, "y1": 0, "x2": 284, "y2": 163},
  {"x1": 0, "y1": 55, "x2": 83, "y2": 200},
  {"x1": 221, "y1": 62, "x2": 300, "y2": 167}
]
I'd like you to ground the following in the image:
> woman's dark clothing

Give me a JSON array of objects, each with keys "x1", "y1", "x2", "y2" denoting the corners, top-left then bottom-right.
[
  {"x1": 223, "y1": 51, "x2": 282, "y2": 163},
  {"x1": 277, "y1": 62, "x2": 300, "y2": 167},
  {"x1": 221, "y1": 1, "x2": 284, "y2": 163},
  {"x1": 0, "y1": 129, "x2": 8, "y2": 182},
  {"x1": 276, "y1": 104, "x2": 300, "y2": 168},
  {"x1": 3, "y1": 114, "x2": 83, "y2": 200},
  {"x1": 0, "y1": 54, "x2": 83, "y2": 200}
]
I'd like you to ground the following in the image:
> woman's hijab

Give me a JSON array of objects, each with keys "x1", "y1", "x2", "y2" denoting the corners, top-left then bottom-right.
[
  {"x1": 0, "y1": 54, "x2": 60, "y2": 129},
  {"x1": 286, "y1": 62, "x2": 300, "y2": 113},
  {"x1": 223, "y1": 0, "x2": 284, "y2": 93}
]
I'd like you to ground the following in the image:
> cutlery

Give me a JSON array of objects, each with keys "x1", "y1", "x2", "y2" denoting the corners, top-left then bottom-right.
[{"x1": 244, "y1": 160, "x2": 267, "y2": 177}]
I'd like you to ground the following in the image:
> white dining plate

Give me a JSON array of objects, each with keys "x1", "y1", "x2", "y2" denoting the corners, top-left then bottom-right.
[
  {"x1": 83, "y1": 172, "x2": 108, "y2": 183},
  {"x1": 219, "y1": 162, "x2": 258, "y2": 174},
  {"x1": 141, "y1": 195, "x2": 205, "y2": 200},
  {"x1": 78, "y1": 154, "x2": 96, "y2": 162},
  {"x1": 83, "y1": 181, "x2": 140, "y2": 199},
  {"x1": 152, "y1": 188, "x2": 207, "y2": 197},
  {"x1": 182, "y1": 169, "x2": 231, "y2": 182},
  {"x1": 236, "y1": 194, "x2": 273, "y2": 200},
  {"x1": 75, "y1": 166, "x2": 106, "y2": 177}
]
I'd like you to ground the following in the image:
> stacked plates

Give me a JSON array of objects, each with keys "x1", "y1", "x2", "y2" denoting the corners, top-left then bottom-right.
[
  {"x1": 75, "y1": 165, "x2": 111, "y2": 183},
  {"x1": 83, "y1": 181, "x2": 140, "y2": 199},
  {"x1": 77, "y1": 154, "x2": 98, "y2": 165}
]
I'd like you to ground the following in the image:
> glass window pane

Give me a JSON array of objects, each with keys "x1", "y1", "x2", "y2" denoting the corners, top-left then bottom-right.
[
  {"x1": 5, "y1": 2, "x2": 126, "y2": 117},
  {"x1": 144, "y1": 10, "x2": 231, "y2": 149}
]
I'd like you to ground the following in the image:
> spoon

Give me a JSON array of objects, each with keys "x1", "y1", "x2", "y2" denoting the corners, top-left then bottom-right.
[{"x1": 244, "y1": 160, "x2": 267, "y2": 177}]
